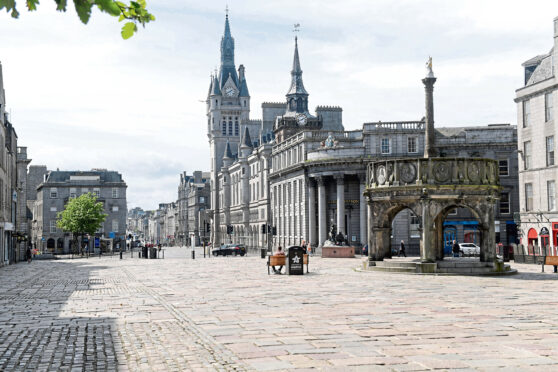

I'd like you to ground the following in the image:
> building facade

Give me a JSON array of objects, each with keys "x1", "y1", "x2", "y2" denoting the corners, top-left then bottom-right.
[
  {"x1": 33, "y1": 169, "x2": 127, "y2": 253},
  {"x1": 515, "y1": 17, "x2": 558, "y2": 253},
  {"x1": 177, "y1": 171, "x2": 210, "y2": 246}
]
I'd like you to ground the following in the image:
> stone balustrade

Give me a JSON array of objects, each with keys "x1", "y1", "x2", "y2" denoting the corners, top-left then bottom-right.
[{"x1": 366, "y1": 157, "x2": 500, "y2": 188}]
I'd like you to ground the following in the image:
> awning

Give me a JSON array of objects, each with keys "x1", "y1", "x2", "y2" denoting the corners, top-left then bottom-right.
[{"x1": 528, "y1": 228, "x2": 538, "y2": 239}]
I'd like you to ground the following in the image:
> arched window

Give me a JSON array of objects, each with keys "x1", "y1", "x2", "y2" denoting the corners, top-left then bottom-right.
[
  {"x1": 297, "y1": 97, "x2": 303, "y2": 111},
  {"x1": 228, "y1": 120, "x2": 233, "y2": 135},
  {"x1": 222, "y1": 120, "x2": 226, "y2": 135},
  {"x1": 244, "y1": 100, "x2": 247, "y2": 107},
  {"x1": 234, "y1": 118, "x2": 239, "y2": 136}
]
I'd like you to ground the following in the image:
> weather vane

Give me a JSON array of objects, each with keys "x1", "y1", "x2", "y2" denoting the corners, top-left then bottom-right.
[
  {"x1": 225, "y1": 5, "x2": 229, "y2": 17},
  {"x1": 293, "y1": 23, "x2": 300, "y2": 34}
]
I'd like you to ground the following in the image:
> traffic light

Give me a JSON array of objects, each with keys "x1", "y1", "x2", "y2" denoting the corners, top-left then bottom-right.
[
  {"x1": 272, "y1": 226, "x2": 277, "y2": 236},
  {"x1": 227, "y1": 225, "x2": 234, "y2": 234},
  {"x1": 261, "y1": 224, "x2": 266, "y2": 234},
  {"x1": 206, "y1": 222, "x2": 210, "y2": 232}
]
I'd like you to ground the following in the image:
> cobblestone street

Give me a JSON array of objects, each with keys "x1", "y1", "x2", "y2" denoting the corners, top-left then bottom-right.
[{"x1": 1, "y1": 247, "x2": 558, "y2": 371}]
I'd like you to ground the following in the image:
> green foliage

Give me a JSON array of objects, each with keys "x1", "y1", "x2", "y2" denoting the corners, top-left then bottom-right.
[
  {"x1": 0, "y1": 0, "x2": 155, "y2": 39},
  {"x1": 56, "y1": 192, "x2": 107, "y2": 236}
]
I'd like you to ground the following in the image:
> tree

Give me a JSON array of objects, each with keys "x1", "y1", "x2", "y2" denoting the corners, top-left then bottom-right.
[
  {"x1": 57, "y1": 192, "x2": 107, "y2": 253},
  {"x1": 0, "y1": 0, "x2": 155, "y2": 39}
]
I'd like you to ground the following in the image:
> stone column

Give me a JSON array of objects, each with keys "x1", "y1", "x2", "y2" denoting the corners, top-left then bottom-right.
[
  {"x1": 422, "y1": 75, "x2": 437, "y2": 158},
  {"x1": 317, "y1": 176, "x2": 327, "y2": 247},
  {"x1": 308, "y1": 178, "x2": 316, "y2": 249},
  {"x1": 359, "y1": 176, "x2": 367, "y2": 247},
  {"x1": 480, "y1": 203, "x2": 496, "y2": 263},
  {"x1": 367, "y1": 202, "x2": 374, "y2": 265},
  {"x1": 335, "y1": 175, "x2": 345, "y2": 237},
  {"x1": 421, "y1": 200, "x2": 436, "y2": 263}
]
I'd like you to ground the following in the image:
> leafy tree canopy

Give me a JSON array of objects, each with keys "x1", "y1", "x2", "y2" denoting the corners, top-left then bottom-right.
[
  {"x1": 0, "y1": 0, "x2": 155, "y2": 39},
  {"x1": 57, "y1": 192, "x2": 107, "y2": 236}
]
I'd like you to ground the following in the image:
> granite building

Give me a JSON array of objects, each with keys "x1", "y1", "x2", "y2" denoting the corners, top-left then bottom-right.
[
  {"x1": 204, "y1": 14, "x2": 519, "y2": 254},
  {"x1": 33, "y1": 169, "x2": 127, "y2": 253},
  {"x1": 177, "y1": 171, "x2": 210, "y2": 246},
  {"x1": 515, "y1": 16, "x2": 558, "y2": 253}
]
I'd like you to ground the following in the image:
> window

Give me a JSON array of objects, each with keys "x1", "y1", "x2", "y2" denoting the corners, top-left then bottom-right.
[
  {"x1": 112, "y1": 220, "x2": 119, "y2": 232},
  {"x1": 112, "y1": 188, "x2": 119, "y2": 198},
  {"x1": 234, "y1": 119, "x2": 239, "y2": 136},
  {"x1": 228, "y1": 120, "x2": 232, "y2": 135},
  {"x1": 50, "y1": 207, "x2": 57, "y2": 212},
  {"x1": 523, "y1": 100, "x2": 530, "y2": 127},
  {"x1": 199, "y1": 196, "x2": 205, "y2": 203},
  {"x1": 50, "y1": 188, "x2": 58, "y2": 198},
  {"x1": 500, "y1": 192, "x2": 510, "y2": 214},
  {"x1": 525, "y1": 183, "x2": 533, "y2": 211},
  {"x1": 112, "y1": 206, "x2": 119, "y2": 212},
  {"x1": 498, "y1": 160, "x2": 509, "y2": 176},
  {"x1": 547, "y1": 136, "x2": 555, "y2": 166},
  {"x1": 93, "y1": 188, "x2": 100, "y2": 198},
  {"x1": 545, "y1": 92, "x2": 554, "y2": 122},
  {"x1": 222, "y1": 120, "x2": 226, "y2": 135},
  {"x1": 524, "y1": 141, "x2": 531, "y2": 170},
  {"x1": 548, "y1": 181, "x2": 556, "y2": 211},
  {"x1": 50, "y1": 220, "x2": 57, "y2": 233},
  {"x1": 381, "y1": 138, "x2": 390, "y2": 154},
  {"x1": 447, "y1": 208, "x2": 457, "y2": 215},
  {"x1": 81, "y1": 188, "x2": 89, "y2": 194},
  {"x1": 70, "y1": 188, "x2": 77, "y2": 198},
  {"x1": 409, "y1": 211, "x2": 420, "y2": 238},
  {"x1": 407, "y1": 137, "x2": 417, "y2": 153}
]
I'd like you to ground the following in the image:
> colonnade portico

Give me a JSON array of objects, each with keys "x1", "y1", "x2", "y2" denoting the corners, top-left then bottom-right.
[{"x1": 307, "y1": 173, "x2": 367, "y2": 248}]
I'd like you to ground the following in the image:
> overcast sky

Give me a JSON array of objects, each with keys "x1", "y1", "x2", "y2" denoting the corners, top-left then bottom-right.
[{"x1": 1, "y1": 0, "x2": 557, "y2": 210}]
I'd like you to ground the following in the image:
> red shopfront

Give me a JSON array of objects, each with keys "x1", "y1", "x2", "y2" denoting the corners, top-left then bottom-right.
[{"x1": 552, "y1": 223, "x2": 558, "y2": 255}]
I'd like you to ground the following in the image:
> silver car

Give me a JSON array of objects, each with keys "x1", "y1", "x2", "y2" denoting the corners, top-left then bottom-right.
[{"x1": 458, "y1": 242, "x2": 480, "y2": 256}]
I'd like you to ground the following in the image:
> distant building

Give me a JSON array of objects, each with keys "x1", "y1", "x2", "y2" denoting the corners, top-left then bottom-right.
[
  {"x1": 177, "y1": 171, "x2": 210, "y2": 246},
  {"x1": 33, "y1": 169, "x2": 127, "y2": 253},
  {"x1": 515, "y1": 16, "x2": 558, "y2": 252}
]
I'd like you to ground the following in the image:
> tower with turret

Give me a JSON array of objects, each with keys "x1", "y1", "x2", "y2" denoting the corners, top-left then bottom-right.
[{"x1": 207, "y1": 13, "x2": 251, "y2": 246}]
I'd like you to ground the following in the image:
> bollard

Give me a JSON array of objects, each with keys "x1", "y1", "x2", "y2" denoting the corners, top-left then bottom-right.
[
  {"x1": 120, "y1": 250, "x2": 123, "y2": 260},
  {"x1": 192, "y1": 250, "x2": 195, "y2": 259}
]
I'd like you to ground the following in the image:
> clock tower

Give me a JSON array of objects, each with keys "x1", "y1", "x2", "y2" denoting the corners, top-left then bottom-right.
[
  {"x1": 274, "y1": 36, "x2": 321, "y2": 143},
  {"x1": 207, "y1": 13, "x2": 251, "y2": 246}
]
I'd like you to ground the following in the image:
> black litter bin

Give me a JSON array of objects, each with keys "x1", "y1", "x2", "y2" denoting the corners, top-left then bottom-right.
[
  {"x1": 261, "y1": 248, "x2": 266, "y2": 259},
  {"x1": 150, "y1": 247, "x2": 157, "y2": 259},
  {"x1": 142, "y1": 246, "x2": 148, "y2": 259},
  {"x1": 287, "y1": 246, "x2": 304, "y2": 275}
]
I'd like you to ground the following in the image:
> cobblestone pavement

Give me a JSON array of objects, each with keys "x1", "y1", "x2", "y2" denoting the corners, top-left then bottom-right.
[{"x1": 1, "y1": 248, "x2": 558, "y2": 371}]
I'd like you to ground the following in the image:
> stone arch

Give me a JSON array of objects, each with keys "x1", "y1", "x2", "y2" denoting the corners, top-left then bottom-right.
[
  {"x1": 47, "y1": 238, "x2": 55, "y2": 251},
  {"x1": 433, "y1": 203, "x2": 485, "y2": 261}
]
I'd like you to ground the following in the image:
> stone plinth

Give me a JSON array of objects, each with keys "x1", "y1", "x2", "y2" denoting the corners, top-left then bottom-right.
[{"x1": 322, "y1": 246, "x2": 355, "y2": 258}]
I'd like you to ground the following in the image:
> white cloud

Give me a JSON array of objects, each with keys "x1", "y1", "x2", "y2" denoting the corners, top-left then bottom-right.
[{"x1": 1, "y1": 0, "x2": 557, "y2": 209}]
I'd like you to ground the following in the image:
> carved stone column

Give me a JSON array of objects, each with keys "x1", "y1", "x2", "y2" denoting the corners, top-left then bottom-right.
[
  {"x1": 359, "y1": 176, "x2": 367, "y2": 247},
  {"x1": 421, "y1": 200, "x2": 436, "y2": 263},
  {"x1": 317, "y1": 176, "x2": 327, "y2": 247},
  {"x1": 335, "y1": 175, "x2": 345, "y2": 236},
  {"x1": 422, "y1": 76, "x2": 437, "y2": 158},
  {"x1": 480, "y1": 202, "x2": 496, "y2": 262},
  {"x1": 308, "y1": 178, "x2": 316, "y2": 249}
]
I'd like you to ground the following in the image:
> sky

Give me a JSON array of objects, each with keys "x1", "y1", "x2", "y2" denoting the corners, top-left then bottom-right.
[{"x1": 1, "y1": 0, "x2": 557, "y2": 210}]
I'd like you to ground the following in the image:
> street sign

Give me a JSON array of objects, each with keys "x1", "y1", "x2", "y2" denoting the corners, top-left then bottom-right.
[{"x1": 109, "y1": 232, "x2": 115, "y2": 239}]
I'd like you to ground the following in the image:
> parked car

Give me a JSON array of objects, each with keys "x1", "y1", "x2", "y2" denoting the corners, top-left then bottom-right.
[
  {"x1": 212, "y1": 244, "x2": 246, "y2": 256},
  {"x1": 459, "y1": 242, "x2": 480, "y2": 256}
]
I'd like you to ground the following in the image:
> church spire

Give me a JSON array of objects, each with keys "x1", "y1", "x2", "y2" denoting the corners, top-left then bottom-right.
[
  {"x1": 219, "y1": 12, "x2": 239, "y2": 88},
  {"x1": 287, "y1": 36, "x2": 308, "y2": 96}
]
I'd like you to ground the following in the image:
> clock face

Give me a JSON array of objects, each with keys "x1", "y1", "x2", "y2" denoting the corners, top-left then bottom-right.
[
  {"x1": 225, "y1": 87, "x2": 235, "y2": 97},
  {"x1": 296, "y1": 114, "x2": 307, "y2": 125}
]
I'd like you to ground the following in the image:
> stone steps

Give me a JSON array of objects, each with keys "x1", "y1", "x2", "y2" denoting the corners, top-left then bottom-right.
[
  {"x1": 368, "y1": 265, "x2": 417, "y2": 273},
  {"x1": 366, "y1": 259, "x2": 516, "y2": 275}
]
